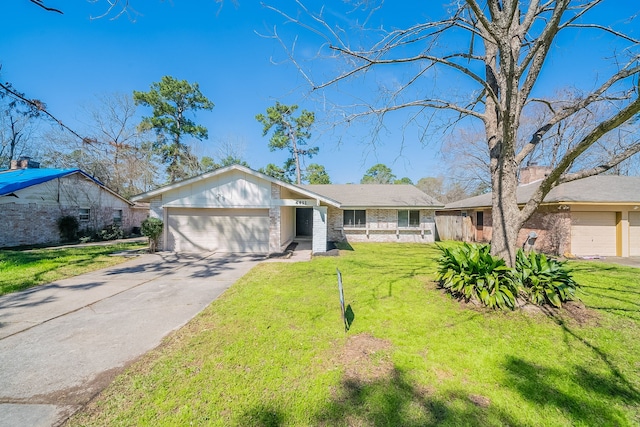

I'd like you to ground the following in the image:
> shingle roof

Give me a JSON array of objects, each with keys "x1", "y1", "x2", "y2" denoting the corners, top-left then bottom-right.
[
  {"x1": 445, "y1": 175, "x2": 640, "y2": 209},
  {"x1": 300, "y1": 184, "x2": 444, "y2": 208}
]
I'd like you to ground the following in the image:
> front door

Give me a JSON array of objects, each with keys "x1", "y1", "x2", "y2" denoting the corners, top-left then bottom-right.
[
  {"x1": 476, "y1": 211, "x2": 484, "y2": 241},
  {"x1": 296, "y1": 208, "x2": 313, "y2": 237}
]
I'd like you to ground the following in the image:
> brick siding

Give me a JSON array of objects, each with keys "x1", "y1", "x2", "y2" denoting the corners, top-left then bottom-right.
[
  {"x1": 0, "y1": 202, "x2": 147, "y2": 248},
  {"x1": 469, "y1": 206, "x2": 570, "y2": 255},
  {"x1": 326, "y1": 207, "x2": 436, "y2": 244}
]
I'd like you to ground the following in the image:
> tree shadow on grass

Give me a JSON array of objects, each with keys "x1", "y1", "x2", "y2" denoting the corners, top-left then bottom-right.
[
  {"x1": 238, "y1": 405, "x2": 286, "y2": 427},
  {"x1": 314, "y1": 368, "x2": 520, "y2": 427},
  {"x1": 501, "y1": 304, "x2": 640, "y2": 425},
  {"x1": 502, "y1": 356, "x2": 638, "y2": 426}
]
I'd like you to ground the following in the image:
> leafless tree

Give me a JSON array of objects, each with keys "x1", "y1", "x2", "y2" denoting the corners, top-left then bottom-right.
[
  {"x1": 44, "y1": 93, "x2": 160, "y2": 198},
  {"x1": 267, "y1": 0, "x2": 640, "y2": 265}
]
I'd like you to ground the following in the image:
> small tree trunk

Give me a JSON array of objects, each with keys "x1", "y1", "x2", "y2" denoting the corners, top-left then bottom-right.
[{"x1": 290, "y1": 130, "x2": 302, "y2": 185}]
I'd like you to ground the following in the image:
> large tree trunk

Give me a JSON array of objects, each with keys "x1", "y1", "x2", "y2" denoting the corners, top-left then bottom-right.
[{"x1": 490, "y1": 172, "x2": 521, "y2": 267}]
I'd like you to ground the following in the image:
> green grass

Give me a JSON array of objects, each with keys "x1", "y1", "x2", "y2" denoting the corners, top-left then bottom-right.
[
  {"x1": 69, "y1": 243, "x2": 640, "y2": 426},
  {"x1": 0, "y1": 243, "x2": 147, "y2": 296}
]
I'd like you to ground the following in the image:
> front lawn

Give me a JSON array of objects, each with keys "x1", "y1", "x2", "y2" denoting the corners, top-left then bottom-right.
[
  {"x1": 0, "y1": 242, "x2": 147, "y2": 296},
  {"x1": 69, "y1": 243, "x2": 640, "y2": 426}
]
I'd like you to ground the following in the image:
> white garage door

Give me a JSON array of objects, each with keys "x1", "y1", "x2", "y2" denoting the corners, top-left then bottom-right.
[
  {"x1": 167, "y1": 208, "x2": 269, "y2": 253},
  {"x1": 630, "y1": 212, "x2": 640, "y2": 256},
  {"x1": 570, "y1": 211, "x2": 617, "y2": 256}
]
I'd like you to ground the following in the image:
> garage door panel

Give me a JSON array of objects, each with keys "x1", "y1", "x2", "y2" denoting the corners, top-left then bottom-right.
[
  {"x1": 630, "y1": 212, "x2": 640, "y2": 256},
  {"x1": 571, "y1": 211, "x2": 616, "y2": 256},
  {"x1": 167, "y1": 208, "x2": 269, "y2": 253}
]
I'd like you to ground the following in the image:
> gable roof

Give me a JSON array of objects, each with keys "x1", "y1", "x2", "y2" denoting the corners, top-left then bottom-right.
[
  {"x1": 445, "y1": 175, "x2": 640, "y2": 210},
  {"x1": 130, "y1": 164, "x2": 342, "y2": 207},
  {"x1": 0, "y1": 168, "x2": 133, "y2": 205},
  {"x1": 301, "y1": 184, "x2": 444, "y2": 209}
]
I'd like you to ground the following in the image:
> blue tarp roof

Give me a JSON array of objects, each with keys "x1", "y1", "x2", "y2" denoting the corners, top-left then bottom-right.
[{"x1": 0, "y1": 168, "x2": 99, "y2": 197}]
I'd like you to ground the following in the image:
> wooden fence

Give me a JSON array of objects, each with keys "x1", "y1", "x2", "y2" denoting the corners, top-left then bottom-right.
[{"x1": 435, "y1": 214, "x2": 473, "y2": 242}]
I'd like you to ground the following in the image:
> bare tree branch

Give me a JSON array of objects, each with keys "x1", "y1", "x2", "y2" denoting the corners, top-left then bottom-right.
[
  {"x1": 28, "y1": 0, "x2": 63, "y2": 14},
  {"x1": 519, "y1": 91, "x2": 640, "y2": 222},
  {"x1": 0, "y1": 80, "x2": 93, "y2": 144},
  {"x1": 516, "y1": 61, "x2": 640, "y2": 164}
]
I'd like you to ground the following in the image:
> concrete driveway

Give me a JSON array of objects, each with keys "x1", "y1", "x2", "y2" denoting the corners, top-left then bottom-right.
[{"x1": 0, "y1": 251, "x2": 263, "y2": 427}]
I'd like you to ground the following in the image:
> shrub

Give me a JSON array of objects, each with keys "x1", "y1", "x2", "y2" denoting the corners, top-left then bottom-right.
[
  {"x1": 141, "y1": 217, "x2": 163, "y2": 253},
  {"x1": 436, "y1": 243, "x2": 519, "y2": 310},
  {"x1": 515, "y1": 250, "x2": 580, "y2": 308},
  {"x1": 57, "y1": 215, "x2": 80, "y2": 242},
  {"x1": 98, "y1": 224, "x2": 125, "y2": 241}
]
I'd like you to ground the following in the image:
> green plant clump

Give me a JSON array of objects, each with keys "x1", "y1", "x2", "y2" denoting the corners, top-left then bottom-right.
[
  {"x1": 515, "y1": 250, "x2": 579, "y2": 307},
  {"x1": 437, "y1": 243, "x2": 581, "y2": 310},
  {"x1": 99, "y1": 224, "x2": 125, "y2": 241},
  {"x1": 57, "y1": 215, "x2": 80, "y2": 242},
  {"x1": 436, "y1": 243, "x2": 518, "y2": 309},
  {"x1": 141, "y1": 217, "x2": 163, "y2": 252}
]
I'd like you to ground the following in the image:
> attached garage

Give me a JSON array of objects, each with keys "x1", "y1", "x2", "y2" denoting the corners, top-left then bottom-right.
[
  {"x1": 167, "y1": 208, "x2": 269, "y2": 253},
  {"x1": 629, "y1": 212, "x2": 640, "y2": 256},
  {"x1": 570, "y1": 211, "x2": 617, "y2": 256}
]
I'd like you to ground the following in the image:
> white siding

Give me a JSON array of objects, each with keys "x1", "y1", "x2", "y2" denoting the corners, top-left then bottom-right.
[
  {"x1": 280, "y1": 206, "x2": 295, "y2": 246},
  {"x1": 570, "y1": 211, "x2": 617, "y2": 256},
  {"x1": 162, "y1": 170, "x2": 271, "y2": 208},
  {"x1": 0, "y1": 173, "x2": 129, "y2": 210},
  {"x1": 629, "y1": 211, "x2": 640, "y2": 256}
]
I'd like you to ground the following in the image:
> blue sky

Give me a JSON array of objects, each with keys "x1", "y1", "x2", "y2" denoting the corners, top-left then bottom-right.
[{"x1": 1, "y1": 1, "x2": 638, "y2": 184}]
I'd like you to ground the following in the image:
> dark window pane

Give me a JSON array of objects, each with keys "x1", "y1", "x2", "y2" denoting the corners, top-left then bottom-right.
[
  {"x1": 344, "y1": 210, "x2": 366, "y2": 228},
  {"x1": 409, "y1": 210, "x2": 420, "y2": 227},
  {"x1": 398, "y1": 210, "x2": 408, "y2": 227}
]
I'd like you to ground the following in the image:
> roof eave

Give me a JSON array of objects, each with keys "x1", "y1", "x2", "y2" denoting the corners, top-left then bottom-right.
[{"x1": 131, "y1": 165, "x2": 342, "y2": 208}]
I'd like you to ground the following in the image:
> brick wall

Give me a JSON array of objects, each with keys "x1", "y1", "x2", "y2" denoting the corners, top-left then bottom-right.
[
  {"x1": 468, "y1": 206, "x2": 570, "y2": 255},
  {"x1": 517, "y1": 206, "x2": 570, "y2": 255},
  {"x1": 0, "y1": 202, "x2": 146, "y2": 248},
  {"x1": 326, "y1": 208, "x2": 436, "y2": 244}
]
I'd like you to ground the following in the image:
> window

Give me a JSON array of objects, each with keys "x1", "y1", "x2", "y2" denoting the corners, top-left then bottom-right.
[
  {"x1": 113, "y1": 209, "x2": 123, "y2": 225},
  {"x1": 343, "y1": 210, "x2": 366, "y2": 228},
  {"x1": 398, "y1": 210, "x2": 420, "y2": 227},
  {"x1": 79, "y1": 208, "x2": 90, "y2": 222}
]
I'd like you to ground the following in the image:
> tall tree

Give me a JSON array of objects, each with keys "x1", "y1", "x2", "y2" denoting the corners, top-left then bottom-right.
[
  {"x1": 271, "y1": 1, "x2": 640, "y2": 265},
  {"x1": 44, "y1": 93, "x2": 159, "y2": 198},
  {"x1": 134, "y1": 76, "x2": 214, "y2": 183},
  {"x1": 259, "y1": 163, "x2": 293, "y2": 183},
  {"x1": 394, "y1": 177, "x2": 413, "y2": 185},
  {"x1": 256, "y1": 102, "x2": 317, "y2": 185},
  {"x1": 305, "y1": 163, "x2": 331, "y2": 184},
  {"x1": 361, "y1": 163, "x2": 395, "y2": 184}
]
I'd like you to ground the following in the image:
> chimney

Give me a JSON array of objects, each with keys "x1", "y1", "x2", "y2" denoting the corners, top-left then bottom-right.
[
  {"x1": 9, "y1": 157, "x2": 40, "y2": 170},
  {"x1": 520, "y1": 165, "x2": 552, "y2": 185}
]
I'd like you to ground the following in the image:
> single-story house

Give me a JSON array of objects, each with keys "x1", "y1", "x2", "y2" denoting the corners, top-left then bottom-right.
[
  {"x1": 0, "y1": 158, "x2": 148, "y2": 248},
  {"x1": 131, "y1": 165, "x2": 444, "y2": 254},
  {"x1": 437, "y1": 166, "x2": 640, "y2": 257}
]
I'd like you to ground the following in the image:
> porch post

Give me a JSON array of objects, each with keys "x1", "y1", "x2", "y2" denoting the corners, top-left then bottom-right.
[{"x1": 312, "y1": 206, "x2": 328, "y2": 254}]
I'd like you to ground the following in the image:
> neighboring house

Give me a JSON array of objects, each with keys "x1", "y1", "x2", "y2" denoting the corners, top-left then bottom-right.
[
  {"x1": 437, "y1": 166, "x2": 640, "y2": 257},
  {"x1": 0, "y1": 158, "x2": 148, "y2": 248},
  {"x1": 131, "y1": 165, "x2": 444, "y2": 254}
]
